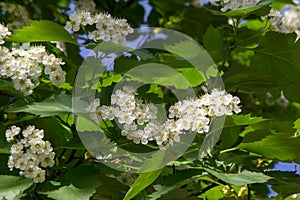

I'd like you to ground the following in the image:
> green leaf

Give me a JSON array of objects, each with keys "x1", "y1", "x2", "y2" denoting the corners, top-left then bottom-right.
[
  {"x1": 60, "y1": 165, "x2": 101, "y2": 189},
  {"x1": 266, "y1": 171, "x2": 300, "y2": 198},
  {"x1": 224, "y1": 64, "x2": 287, "y2": 94},
  {"x1": 237, "y1": 132, "x2": 300, "y2": 163},
  {"x1": 34, "y1": 117, "x2": 73, "y2": 148},
  {"x1": 47, "y1": 184, "x2": 95, "y2": 200},
  {"x1": 229, "y1": 114, "x2": 268, "y2": 126},
  {"x1": 58, "y1": 134, "x2": 85, "y2": 150},
  {"x1": 7, "y1": 20, "x2": 77, "y2": 44},
  {"x1": 293, "y1": 118, "x2": 300, "y2": 131},
  {"x1": 92, "y1": 174, "x2": 129, "y2": 199},
  {"x1": 0, "y1": 175, "x2": 34, "y2": 200},
  {"x1": 123, "y1": 169, "x2": 162, "y2": 200},
  {"x1": 250, "y1": 32, "x2": 300, "y2": 101},
  {"x1": 159, "y1": 187, "x2": 198, "y2": 200},
  {"x1": 204, "y1": 168, "x2": 272, "y2": 186},
  {"x1": 164, "y1": 41, "x2": 203, "y2": 58},
  {"x1": 197, "y1": 185, "x2": 228, "y2": 200},
  {"x1": 75, "y1": 115, "x2": 101, "y2": 132},
  {"x1": 0, "y1": 148, "x2": 10, "y2": 154},
  {"x1": 124, "y1": 63, "x2": 194, "y2": 89},
  {"x1": 6, "y1": 94, "x2": 72, "y2": 117},
  {"x1": 203, "y1": 25, "x2": 222, "y2": 51},
  {"x1": 208, "y1": 0, "x2": 273, "y2": 17},
  {"x1": 149, "y1": 185, "x2": 176, "y2": 200}
]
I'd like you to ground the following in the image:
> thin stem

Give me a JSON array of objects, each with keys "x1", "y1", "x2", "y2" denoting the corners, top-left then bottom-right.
[
  {"x1": 247, "y1": 184, "x2": 251, "y2": 200},
  {"x1": 220, "y1": 147, "x2": 238, "y2": 154}
]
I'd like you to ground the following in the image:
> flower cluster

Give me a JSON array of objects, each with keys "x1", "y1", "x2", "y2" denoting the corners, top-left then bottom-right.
[
  {"x1": 0, "y1": 24, "x2": 11, "y2": 44},
  {"x1": 86, "y1": 87, "x2": 241, "y2": 149},
  {"x1": 269, "y1": 5, "x2": 300, "y2": 39},
  {"x1": 0, "y1": 2, "x2": 30, "y2": 29},
  {"x1": 5, "y1": 125, "x2": 55, "y2": 183},
  {"x1": 210, "y1": 0, "x2": 261, "y2": 12},
  {"x1": 0, "y1": 43, "x2": 65, "y2": 96},
  {"x1": 65, "y1": 10, "x2": 134, "y2": 44}
]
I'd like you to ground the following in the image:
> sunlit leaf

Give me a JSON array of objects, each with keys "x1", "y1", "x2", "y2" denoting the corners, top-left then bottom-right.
[
  {"x1": 123, "y1": 170, "x2": 162, "y2": 200},
  {"x1": 0, "y1": 176, "x2": 34, "y2": 200},
  {"x1": 7, "y1": 20, "x2": 77, "y2": 44}
]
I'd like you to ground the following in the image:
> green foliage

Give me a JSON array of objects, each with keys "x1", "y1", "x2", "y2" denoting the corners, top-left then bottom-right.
[
  {"x1": 124, "y1": 170, "x2": 162, "y2": 200},
  {"x1": 204, "y1": 168, "x2": 272, "y2": 186},
  {"x1": 0, "y1": 175, "x2": 33, "y2": 200},
  {"x1": 7, "y1": 20, "x2": 77, "y2": 44},
  {"x1": 237, "y1": 132, "x2": 300, "y2": 163},
  {"x1": 47, "y1": 184, "x2": 95, "y2": 200},
  {"x1": 1, "y1": 0, "x2": 300, "y2": 199},
  {"x1": 5, "y1": 94, "x2": 72, "y2": 117},
  {"x1": 250, "y1": 32, "x2": 300, "y2": 101}
]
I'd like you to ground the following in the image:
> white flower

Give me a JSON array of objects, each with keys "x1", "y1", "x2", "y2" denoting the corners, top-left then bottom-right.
[
  {"x1": 33, "y1": 168, "x2": 46, "y2": 183},
  {"x1": 29, "y1": 139, "x2": 46, "y2": 154},
  {"x1": 43, "y1": 141, "x2": 54, "y2": 155},
  {"x1": 0, "y1": 24, "x2": 11, "y2": 44},
  {"x1": 85, "y1": 98, "x2": 100, "y2": 113},
  {"x1": 277, "y1": 91, "x2": 289, "y2": 108},
  {"x1": 117, "y1": 111, "x2": 135, "y2": 124},
  {"x1": 50, "y1": 70, "x2": 65, "y2": 86},
  {"x1": 40, "y1": 152, "x2": 55, "y2": 168},
  {"x1": 191, "y1": 117, "x2": 210, "y2": 133},
  {"x1": 269, "y1": 6, "x2": 300, "y2": 40},
  {"x1": 65, "y1": 21, "x2": 80, "y2": 32},
  {"x1": 24, "y1": 164, "x2": 39, "y2": 179},
  {"x1": 5, "y1": 125, "x2": 21, "y2": 142},
  {"x1": 76, "y1": 10, "x2": 93, "y2": 26},
  {"x1": 8, "y1": 155, "x2": 15, "y2": 171},
  {"x1": 22, "y1": 125, "x2": 36, "y2": 138},
  {"x1": 15, "y1": 157, "x2": 27, "y2": 171},
  {"x1": 88, "y1": 30, "x2": 102, "y2": 41},
  {"x1": 100, "y1": 106, "x2": 116, "y2": 120}
]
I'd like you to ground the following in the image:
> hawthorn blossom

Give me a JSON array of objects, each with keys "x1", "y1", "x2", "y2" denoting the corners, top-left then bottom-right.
[
  {"x1": 5, "y1": 125, "x2": 55, "y2": 183},
  {"x1": 65, "y1": 10, "x2": 134, "y2": 44},
  {"x1": 86, "y1": 87, "x2": 241, "y2": 150},
  {"x1": 0, "y1": 44, "x2": 65, "y2": 96}
]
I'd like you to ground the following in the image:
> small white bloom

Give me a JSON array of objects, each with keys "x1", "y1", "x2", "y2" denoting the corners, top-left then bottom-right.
[
  {"x1": 33, "y1": 168, "x2": 46, "y2": 183},
  {"x1": 5, "y1": 126, "x2": 21, "y2": 142},
  {"x1": 50, "y1": 70, "x2": 65, "y2": 86}
]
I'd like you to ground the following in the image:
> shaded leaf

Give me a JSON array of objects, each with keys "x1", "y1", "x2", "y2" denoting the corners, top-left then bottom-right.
[
  {"x1": 205, "y1": 168, "x2": 272, "y2": 186},
  {"x1": 266, "y1": 171, "x2": 300, "y2": 198},
  {"x1": 203, "y1": 25, "x2": 222, "y2": 51},
  {"x1": 250, "y1": 32, "x2": 300, "y2": 101},
  {"x1": 237, "y1": 132, "x2": 300, "y2": 163},
  {"x1": 34, "y1": 117, "x2": 73, "y2": 148},
  {"x1": 60, "y1": 165, "x2": 101, "y2": 189}
]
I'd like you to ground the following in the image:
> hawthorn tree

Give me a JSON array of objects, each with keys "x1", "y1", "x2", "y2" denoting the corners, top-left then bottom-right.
[{"x1": 0, "y1": 0, "x2": 300, "y2": 199}]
